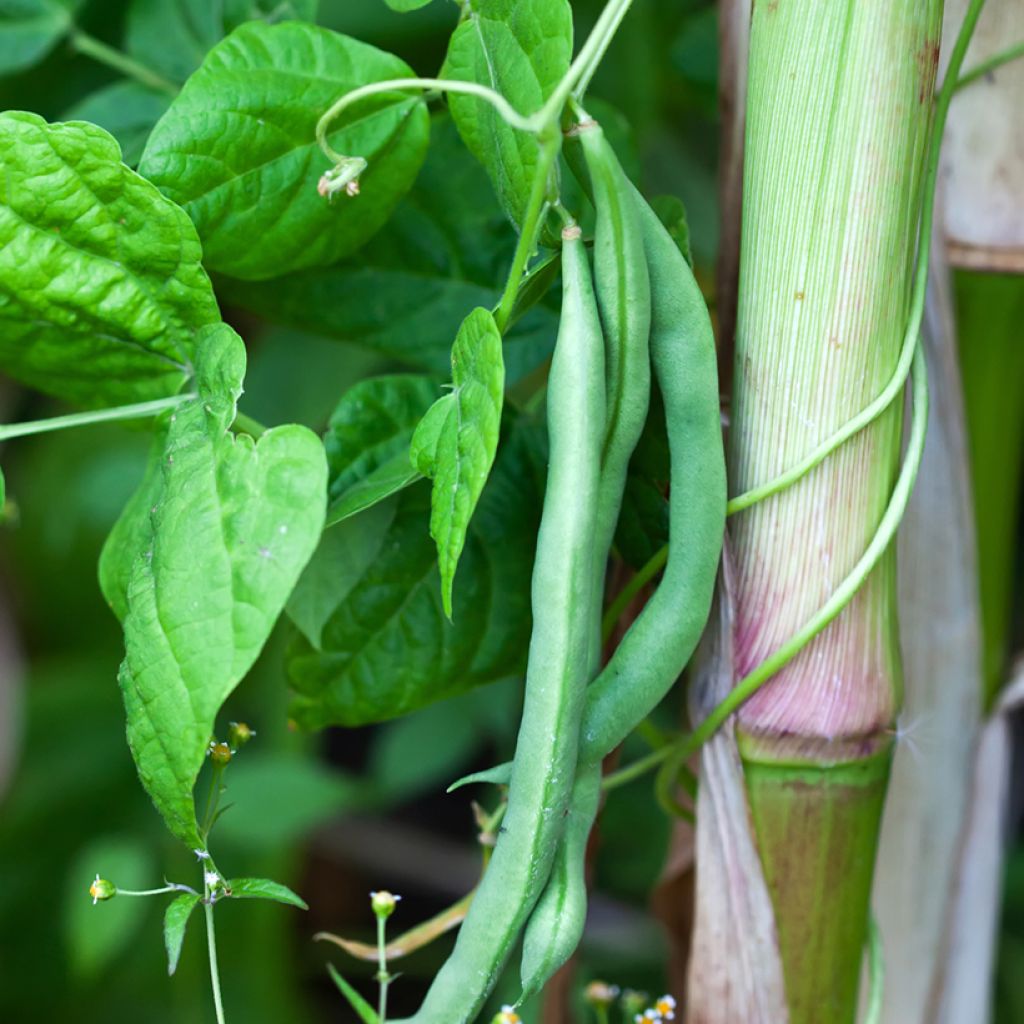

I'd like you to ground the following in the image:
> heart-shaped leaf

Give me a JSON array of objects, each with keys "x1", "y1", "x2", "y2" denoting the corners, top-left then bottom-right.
[
  {"x1": 139, "y1": 21, "x2": 430, "y2": 280},
  {"x1": 117, "y1": 323, "x2": 328, "y2": 848},
  {"x1": 410, "y1": 307, "x2": 504, "y2": 618},
  {"x1": 0, "y1": 112, "x2": 220, "y2": 407}
]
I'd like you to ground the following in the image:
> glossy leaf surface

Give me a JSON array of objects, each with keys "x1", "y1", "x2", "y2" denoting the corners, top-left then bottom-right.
[
  {"x1": 117, "y1": 325, "x2": 327, "y2": 847},
  {"x1": 139, "y1": 21, "x2": 430, "y2": 279},
  {"x1": 0, "y1": 113, "x2": 219, "y2": 406},
  {"x1": 443, "y1": 0, "x2": 573, "y2": 226}
]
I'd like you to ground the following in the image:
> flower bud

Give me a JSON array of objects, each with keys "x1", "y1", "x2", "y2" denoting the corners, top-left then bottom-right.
[
  {"x1": 209, "y1": 741, "x2": 232, "y2": 766},
  {"x1": 89, "y1": 875, "x2": 116, "y2": 904},
  {"x1": 369, "y1": 890, "x2": 401, "y2": 918},
  {"x1": 492, "y1": 1006, "x2": 520, "y2": 1024},
  {"x1": 584, "y1": 981, "x2": 620, "y2": 1007},
  {"x1": 227, "y1": 721, "x2": 255, "y2": 749}
]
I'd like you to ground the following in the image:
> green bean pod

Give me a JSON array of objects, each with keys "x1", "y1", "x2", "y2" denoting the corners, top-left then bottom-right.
[
  {"x1": 519, "y1": 762, "x2": 601, "y2": 999},
  {"x1": 577, "y1": 121, "x2": 652, "y2": 672},
  {"x1": 515, "y1": 190, "x2": 725, "y2": 1003},
  {"x1": 401, "y1": 227, "x2": 605, "y2": 1024},
  {"x1": 580, "y1": 190, "x2": 726, "y2": 763}
]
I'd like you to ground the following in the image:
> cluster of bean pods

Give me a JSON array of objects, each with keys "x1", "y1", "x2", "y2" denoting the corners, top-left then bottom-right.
[{"x1": 398, "y1": 120, "x2": 727, "y2": 1024}]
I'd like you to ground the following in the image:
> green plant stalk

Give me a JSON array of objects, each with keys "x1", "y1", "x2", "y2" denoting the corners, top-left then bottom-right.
[
  {"x1": 727, "y1": 0, "x2": 950, "y2": 1020},
  {"x1": 740, "y1": 748, "x2": 892, "y2": 1024},
  {"x1": 205, "y1": 900, "x2": 227, "y2": 1024},
  {"x1": 0, "y1": 394, "x2": 192, "y2": 442},
  {"x1": 69, "y1": 30, "x2": 179, "y2": 95}
]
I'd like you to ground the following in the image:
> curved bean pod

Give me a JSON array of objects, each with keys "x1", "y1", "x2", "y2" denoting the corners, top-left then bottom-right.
[
  {"x1": 577, "y1": 121, "x2": 653, "y2": 673},
  {"x1": 516, "y1": 190, "x2": 726, "y2": 1002},
  {"x1": 400, "y1": 227, "x2": 605, "y2": 1024},
  {"x1": 580, "y1": 191, "x2": 725, "y2": 762}
]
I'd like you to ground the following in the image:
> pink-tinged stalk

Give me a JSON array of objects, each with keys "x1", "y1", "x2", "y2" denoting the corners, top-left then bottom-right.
[{"x1": 726, "y1": 0, "x2": 943, "y2": 1020}]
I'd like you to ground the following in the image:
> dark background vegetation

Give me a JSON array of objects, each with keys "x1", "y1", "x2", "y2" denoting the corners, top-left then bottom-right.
[{"x1": 0, "y1": 1, "x2": 1021, "y2": 1021}]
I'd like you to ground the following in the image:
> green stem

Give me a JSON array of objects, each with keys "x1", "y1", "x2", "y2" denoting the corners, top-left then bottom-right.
[
  {"x1": 544, "y1": 0, "x2": 635, "y2": 119},
  {"x1": 493, "y1": 132, "x2": 562, "y2": 333},
  {"x1": 204, "y1": 901, "x2": 227, "y2": 1024},
  {"x1": 863, "y1": 918, "x2": 884, "y2": 1024},
  {"x1": 200, "y1": 762, "x2": 225, "y2": 843},
  {"x1": 0, "y1": 394, "x2": 192, "y2": 443},
  {"x1": 69, "y1": 30, "x2": 178, "y2": 95},
  {"x1": 116, "y1": 885, "x2": 191, "y2": 897},
  {"x1": 317, "y1": 78, "x2": 530, "y2": 162},
  {"x1": 601, "y1": 545, "x2": 667, "y2": 643},
  {"x1": 956, "y1": 40, "x2": 1024, "y2": 91},
  {"x1": 230, "y1": 411, "x2": 267, "y2": 439},
  {"x1": 377, "y1": 914, "x2": 390, "y2": 1023}
]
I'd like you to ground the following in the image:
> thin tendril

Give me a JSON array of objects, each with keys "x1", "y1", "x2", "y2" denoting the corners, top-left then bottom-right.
[
  {"x1": 316, "y1": 78, "x2": 533, "y2": 163},
  {"x1": 955, "y1": 40, "x2": 1024, "y2": 91}
]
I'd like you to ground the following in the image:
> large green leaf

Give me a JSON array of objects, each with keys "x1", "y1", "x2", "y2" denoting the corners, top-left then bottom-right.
[
  {"x1": 64, "y1": 82, "x2": 171, "y2": 168},
  {"x1": 410, "y1": 308, "x2": 504, "y2": 618},
  {"x1": 0, "y1": 112, "x2": 219, "y2": 407},
  {"x1": 139, "y1": 21, "x2": 430, "y2": 280},
  {"x1": 287, "y1": 425, "x2": 543, "y2": 728},
  {"x1": 0, "y1": 0, "x2": 70, "y2": 75},
  {"x1": 126, "y1": 0, "x2": 318, "y2": 84},
  {"x1": 324, "y1": 374, "x2": 437, "y2": 526},
  {"x1": 117, "y1": 324, "x2": 328, "y2": 848},
  {"x1": 219, "y1": 115, "x2": 557, "y2": 382},
  {"x1": 443, "y1": 0, "x2": 573, "y2": 226}
]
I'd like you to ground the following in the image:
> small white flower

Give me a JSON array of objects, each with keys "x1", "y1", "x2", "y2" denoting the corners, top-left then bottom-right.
[{"x1": 204, "y1": 870, "x2": 220, "y2": 888}]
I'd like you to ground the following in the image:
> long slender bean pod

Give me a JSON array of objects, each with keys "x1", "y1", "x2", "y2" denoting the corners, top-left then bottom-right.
[
  {"x1": 518, "y1": 191, "x2": 726, "y2": 998},
  {"x1": 400, "y1": 227, "x2": 605, "y2": 1024},
  {"x1": 580, "y1": 191, "x2": 726, "y2": 763},
  {"x1": 577, "y1": 121, "x2": 652, "y2": 672}
]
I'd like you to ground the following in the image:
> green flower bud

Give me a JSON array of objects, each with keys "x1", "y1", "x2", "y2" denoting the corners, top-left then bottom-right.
[
  {"x1": 227, "y1": 721, "x2": 255, "y2": 749},
  {"x1": 209, "y1": 741, "x2": 232, "y2": 766},
  {"x1": 370, "y1": 890, "x2": 401, "y2": 918},
  {"x1": 89, "y1": 875, "x2": 116, "y2": 904}
]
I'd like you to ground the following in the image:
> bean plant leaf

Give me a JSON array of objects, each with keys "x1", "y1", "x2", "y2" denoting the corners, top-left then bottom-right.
[
  {"x1": 0, "y1": 0, "x2": 71, "y2": 75},
  {"x1": 219, "y1": 116, "x2": 557, "y2": 382},
  {"x1": 127, "y1": 0, "x2": 318, "y2": 84},
  {"x1": 324, "y1": 374, "x2": 437, "y2": 526},
  {"x1": 410, "y1": 308, "x2": 504, "y2": 619},
  {"x1": 327, "y1": 964, "x2": 380, "y2": 1024},
  {"x1": 287, "y1": 425, "x2": 543, "y2": 728},
  {"x1": 442, "y1": 0, "x2": 573, "y2": 226},
  {"x1": 117, "y1": 324, "x2": 328, "y2": 848},
  {"x1": 227, "y1": 877, "x2": 308, "y2": 908},
  {"x1": 64, "y1": 82, "x2": 172, "y2": 168},
  {"x1": 163, "y1": 892, "x2": 199, "y2": 975},
  {"x1": 139, "y1": 21, "x2": 430, "y2": 280},
  {"x1": 99, "y1": 428, "x2": 169, "y2": 622},
  {"x1": 0, "y1": 112, "x2": 220, "y2": 407}
]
